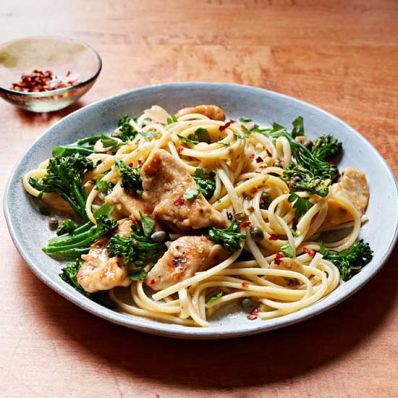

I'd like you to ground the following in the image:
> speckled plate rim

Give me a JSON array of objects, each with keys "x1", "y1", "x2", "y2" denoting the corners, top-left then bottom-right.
[{"x1": 4, "y1": 82, "x2": 398, "y2": 339}]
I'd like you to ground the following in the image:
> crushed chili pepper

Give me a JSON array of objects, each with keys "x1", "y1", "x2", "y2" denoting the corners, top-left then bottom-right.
[
  {"x1": 174, "y1": 196, "x2": 185, "y2": 206},
  {"x1": 247, "y1": 307, "x2": 259, "y2": 320},
  {"x1": 255, "y1": 156, "x2": 263, "y2": 163},
  {"x1": 10, "y1": 69, "x2": 80, "y2": 93},
  {"x1": 266, "y1": 149, "x2": 272, "y2": 157},
  {"x1": 268, "y1": 234, "x2": 279, "y2": 241},
  {"x1": 303, "y1": 247, "x2": 315, "y2": 257},
  {"x1": 241, "y1": 281, "x2": 249, "y2": 288},
  {"x1": 177, "y1": 146, "x2": 184, "y2": 155},
  {"x1": 249, "y1": 153, "x2": 255, "y2": 161},
  {"x1": 137, "y1": 160, "x2": 143, "y2": 166},
  {"x1": 219, "y1": 120, "x2": 235, "y2": 132},
  {"x1": 274, "y1": 252, "x2": 283, "y2": 265},
  {"x1": 240, "y1": 220, "x2": 252, "y2": 229}
]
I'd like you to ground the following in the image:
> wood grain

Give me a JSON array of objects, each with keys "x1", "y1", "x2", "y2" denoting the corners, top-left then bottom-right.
[{"x1": 0, "y1": 1, "x2": 397, "y2": 397}]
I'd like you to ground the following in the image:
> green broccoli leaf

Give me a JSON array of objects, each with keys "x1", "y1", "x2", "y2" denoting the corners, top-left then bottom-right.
[
  {"x1": 209, "y1": 221, "x2": 246, "y2": 252},
  {"x1": 288, "y1": 193, "x2": 313, "y2": 218}
]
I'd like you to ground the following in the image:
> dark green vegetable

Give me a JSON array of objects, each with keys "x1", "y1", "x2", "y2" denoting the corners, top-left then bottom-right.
[
  {"x1": 320, "y1": 240, "x2": 373, "y2": 281},
  {"x1": 115, "y1": 159, "x2": 143, "y2": 197},
  {"x1": 139, "y1": 211, "x2": 155, "y2": 237},
  {"x1": 99, "y1": 133, "x2": 122, "y2": 151},
  {"x1": 178, "y1": 127, "x2": 211, "y2": 146},
  {"x1": 193, "y1": 168, "x2": 216, "y2": 200},
  {"x1": 167, "y1": 115, "x2": 178, "y2": 124},
  {"x1": 291, "y1": 116, "x2": 305, "y2": 138},
  {"x1": 43, "y1": 204, "x2": 117, "y2": 260},
  {"x1": 312, "y1": 134, "x2": 342, "y2": 161},
  {"x1": 128, "y1": 268, "x2": 148, "y2": 282},
  {"x1": 56, "y1": 218, "x2": 77, "y2": 236},
  {"x1": 114, "y1": 115, "x2": 137, "y2": 142},
  {"x1": 280, "y1": 242, "x2": 294, "y2": 258},
  {"x1": 29, "y1": 153, "x2": 93, "y2": 221},
  {"x1": 106, "y1": 220, "x2": 166, "y2": 268},
  {"x1": 206, "y1": 291, "x2": 223, "y2": 304},
  {"x1": 209, "y1": 221, "x2": 246, "y2": 252},
  {"x1": 288, "y1": 193, "x2": 313, "y2": 218},
  {"x1": 60, "y1": 259, "x2": 85, "y2": 293},
  {"x1": 95, "y1": 179, "x2": 115, "y2": 194},
  {"x1": 52, "y1": 135, "x2": 105, "y2": 157},
  {"x1": 261, "y1": 118, "x2": 341, "y2": 197}
]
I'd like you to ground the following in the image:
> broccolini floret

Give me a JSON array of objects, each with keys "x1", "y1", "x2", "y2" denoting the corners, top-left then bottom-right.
[
  {"x1": 29, "y1": 153, "x2": 93, "y2": 220},
  {"x1": 209, "y1": 221, "x2": 246, "y2": 252},
  {"x1": 320, "y1": 240, "x2": 373, "y2": 281}
]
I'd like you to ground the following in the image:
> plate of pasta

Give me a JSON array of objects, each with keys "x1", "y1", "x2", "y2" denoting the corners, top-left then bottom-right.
[{"x1": 4, "y1": 82, "x2": 398, "y2": 339}]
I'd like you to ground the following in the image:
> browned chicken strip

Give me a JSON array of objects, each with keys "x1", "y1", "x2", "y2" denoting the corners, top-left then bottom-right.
[
  {"x1": 77, "y1": 241, "x2": 130, "y2": 293},
  {"x1": 145, "y1": 236, "x2": 228, "y2": 291},
  {"x1": 322, "y1": 167, "x2": 369, "y2": 229},
  {"x1": 175, "y1": 105, "x2": 225, "y2": 121},
  {"x1": 105, "y1": 183, "x2": 152, "y2": 221},
  {"x1": 141, "y1": 149, "x2": 227, "y2": 230}
]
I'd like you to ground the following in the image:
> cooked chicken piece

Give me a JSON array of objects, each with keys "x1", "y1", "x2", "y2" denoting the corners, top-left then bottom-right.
[
  {"x1": 141, "y1": 149, "x2": 227, "y2": 230},
  {"x1": 116, "y1": 218, "x2": 133, "y2": 237},
  {"x1": 145, "y1": 236, "x2": 228, "y2": 291},
  {"x1": 322, "y1": 167, "x2": 369, "y2": 229},
  {"x1": 78, "y1": 241, "x2": 130, "y2": 293},
  {"x1": 105, "y1": 183, "x2": 152, "y2": 221},
  {"x1": 175, "y1": 105, "x2": 225, "y2": 121}
]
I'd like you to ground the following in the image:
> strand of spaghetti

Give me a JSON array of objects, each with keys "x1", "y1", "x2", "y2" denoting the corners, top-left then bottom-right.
[
  {"x1": 110, "y1": 289, "x2": 195, "y2": 326},
  {"x1": 217, "y1": 165, "x2": 243, "y2": 213},
  {"x1": 152, "y1": 250, "x2": 242, "y2": 301},
  {"x1": 178, "y1": 289, "x2": 190, "y2": 319}
]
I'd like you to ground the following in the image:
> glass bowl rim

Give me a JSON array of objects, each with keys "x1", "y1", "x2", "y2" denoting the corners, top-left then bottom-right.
[{"x1": 0, "y1": 35, "x2": 102, "y2": 98}]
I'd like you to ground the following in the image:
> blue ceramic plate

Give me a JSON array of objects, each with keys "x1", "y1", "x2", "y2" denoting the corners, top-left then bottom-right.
[{"x1": 4, "y1": 83, "x2": 398, "y2": 339}]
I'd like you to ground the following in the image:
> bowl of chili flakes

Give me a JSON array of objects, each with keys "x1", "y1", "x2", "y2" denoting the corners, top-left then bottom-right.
[{"x1": 0, "y1": 36, "x2": 102, "y2": 112}]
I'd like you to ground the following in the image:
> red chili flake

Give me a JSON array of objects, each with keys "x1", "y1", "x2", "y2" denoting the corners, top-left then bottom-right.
[
  {"x1": 128, "y1": 163, "x2": 134, "y2": 167},
  {"x1": 260, "y1": 165, "x2": 267, "y2": 169},
  {"x1": 240, "y1": 220, "x2": 252, "y2": 229},
  {"x1": 266, "y1": 149, "x2": 272, "y2": 157},
  {"x1": 249, "y1": 153, "x2": 255, "y2": 161},
  {"x1": 247, "y1": 307, "x2": 259, "y2": 320},
  {"x1": 149, "y1": 279, "x2": 156, "y2": 285},
  {"x1": 268, "y1": 234, "x2": 279, "y2": 241},
  {"x1": 241, "y1": 281, "x2": 249, "y2": 288},
  {"x1": 177, "y1": 146, "x2": 184, "y2": 155},
  {"x1": 10, "y1": 69, "x2": 80, "y2": 92},
  {"x1": 174, "y1": 196, "x2": 185, "y2": 206},
  {"x1": 274, "y1": 252, "x2": 283, "y2": 265},
  {"x1": 255, "y1": 156, "x2": 263, "y2": 163},
  {"x1": 137, "y1": 160, "x2": 143, "y2": 166},
  {"x1": 219, "y1": 120, "x2": 235, "y2": 132},
  {"x1": 304, "y1": 247, "x2": 315, "y2": 257}
]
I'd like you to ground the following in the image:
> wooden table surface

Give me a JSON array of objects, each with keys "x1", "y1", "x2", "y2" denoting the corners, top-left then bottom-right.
[{"x1": 1, "y1": 1, "x2": 397, "y2": 397}]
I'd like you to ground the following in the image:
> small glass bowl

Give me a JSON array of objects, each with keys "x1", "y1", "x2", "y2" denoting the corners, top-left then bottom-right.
[{"x1": 0, "y1": 36, "x2": 102, "y2": 112}]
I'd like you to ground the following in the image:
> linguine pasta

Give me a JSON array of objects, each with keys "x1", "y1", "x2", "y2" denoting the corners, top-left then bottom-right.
[{"x1": 22, "y1": 105, "x2": 371, "y2": 327}]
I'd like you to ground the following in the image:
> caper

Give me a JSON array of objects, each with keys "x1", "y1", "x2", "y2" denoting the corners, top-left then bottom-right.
[
  {"x1": 150, "y1": 230, "x2": 168, "y2": 242},
  {"x1": 235, "y1": 212, "x2": 246, "y2": 221},
  {"x1": 260, "y1": 192, "x2": 270, "y2": 210},
  {"x1": 250, "y1": 226, "x2": 264, "y2": 242},
  {"x1": 241, "y1": 298, "x2": 253, "y2": 312},
  {"x1": 48, "y1": 217, "x2": 59, "y2": 230}
]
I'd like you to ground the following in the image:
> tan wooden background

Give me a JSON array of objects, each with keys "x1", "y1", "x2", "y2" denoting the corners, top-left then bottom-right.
[{"x1": 0, "y1": 1, "x2": 397, "y2": 397}]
